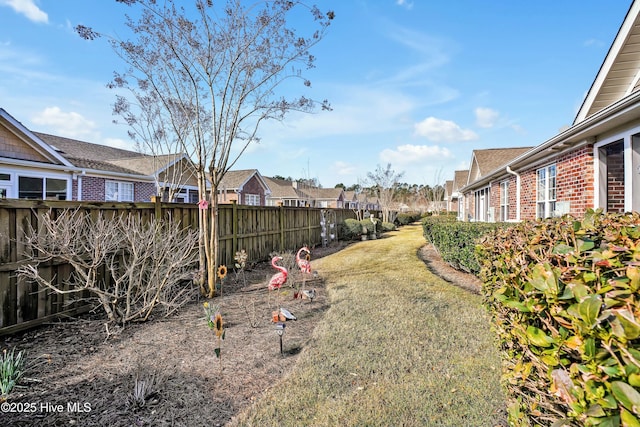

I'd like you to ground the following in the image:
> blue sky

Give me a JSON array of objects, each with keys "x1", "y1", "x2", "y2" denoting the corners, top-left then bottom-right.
[{"x1": 0, "y1": 1, "x2": 633, "y2": 188}]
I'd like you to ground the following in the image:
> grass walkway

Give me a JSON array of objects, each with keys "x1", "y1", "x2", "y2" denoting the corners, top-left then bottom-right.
[{"x1": 229, "y1": 224, "x2": 507, "y2": 427}]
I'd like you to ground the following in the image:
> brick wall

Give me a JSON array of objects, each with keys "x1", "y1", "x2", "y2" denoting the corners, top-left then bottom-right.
[
  {"x1": 490, "y1": 182, "x2": 500, "y2": 220},
  {"x1": 81, "y1": 176, "x2": 106, "y2": 201},
  {"x1": 518, "y1": 145, "x2": 596, "y2": 220},
  {"x1": 80, "y1": 176, "x2": 156, "y2": 202},
  {"x1": 556, "y1": 145, "x2": 595, "y2": 216},
  {"x1": 135, "y1": 182, "x2": 156, "y2": 202},
  {"x1": 241, "y1": 176, "x2": 265, "y2": 205}
]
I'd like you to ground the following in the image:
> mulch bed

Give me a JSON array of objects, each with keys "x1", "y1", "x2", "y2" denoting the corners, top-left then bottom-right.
[{"x1": 0, "y1": 239, "x2": 480, "y2": 426}]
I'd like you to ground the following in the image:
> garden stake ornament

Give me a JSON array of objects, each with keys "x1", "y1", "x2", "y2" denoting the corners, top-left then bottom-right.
[
  {"x1": 275, "y1": 322, "x2": 285, "y2": 355},
  {"x1": 203, "y1": 302, "x2": 225, "y2": 365}
]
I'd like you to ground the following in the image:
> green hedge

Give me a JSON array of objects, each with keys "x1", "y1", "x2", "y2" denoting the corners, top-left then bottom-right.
[
  {"x1": 476, "y1": 209, "x2": 640, "y2": 426},
  {"x1": 341, "y1": 218, "x2": 386, "y2": 240},
  {"x1": 422, "y1": 216, "x2": 505, "y2": 274},
  {"x1": 380, "y1": 221, "x2": 396, "y2": 232},
  {"x1": 396, "y1": 212, "x2": 422, "y2": 225}
]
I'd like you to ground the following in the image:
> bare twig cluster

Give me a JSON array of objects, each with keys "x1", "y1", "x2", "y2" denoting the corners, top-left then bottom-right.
[{"x1": 17, "y1": 209, "x2": 198, "y2": 327}]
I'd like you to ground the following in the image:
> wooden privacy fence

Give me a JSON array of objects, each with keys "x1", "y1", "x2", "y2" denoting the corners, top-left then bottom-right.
[{"x1": 0, "y1": 198, "x2": 360, "y2": 335}]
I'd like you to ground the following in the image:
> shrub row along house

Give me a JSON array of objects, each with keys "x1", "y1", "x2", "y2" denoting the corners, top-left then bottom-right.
[
  {"x1": 0, "y1": 107, "x2": 379, "y2": 210},
  {"x1": 445, "y1": 0, "x2": 640, "y2": 222}
]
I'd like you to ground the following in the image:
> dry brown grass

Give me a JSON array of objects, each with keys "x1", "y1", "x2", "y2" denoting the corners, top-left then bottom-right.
[{"x1": 229, "y1": 224, "x2": 507, "y2": 427}]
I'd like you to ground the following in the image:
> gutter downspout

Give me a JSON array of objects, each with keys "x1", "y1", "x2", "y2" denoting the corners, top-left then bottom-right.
[{"x1": 506, "y1": 166, "x2": 521, "y2": 222}]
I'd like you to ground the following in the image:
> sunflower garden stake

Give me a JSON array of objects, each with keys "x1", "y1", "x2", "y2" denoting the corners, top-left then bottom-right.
[
  {"x1": 217, "y1": 264, "x2": 227, "y2": 297},
  {"x1": 203, "y1": 302, "x2": 225, "y2": 368}
]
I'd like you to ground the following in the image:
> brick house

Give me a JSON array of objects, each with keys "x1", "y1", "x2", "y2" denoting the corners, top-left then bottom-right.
[
  {"x1": 263, "y1": 176, "x2": 309, "y2": 207},
  {"x1": 445, "y1": 169, "x2": 470, "y2": 220},
  {"x1": 458, "y1": 0, "x2": 640, "y2": 221},
  {"x1": 344, "y1": 190, "x2": 379, "y2": 211},
  {"x1": 0, "y1": 108, "x2": 199, "y2": 202},
  {"x1": 217, "y1": 169, "x2": 270, "y2": 206},
  {"x1": 264, "y1": 177, "x2": 350, "y2": 208}
]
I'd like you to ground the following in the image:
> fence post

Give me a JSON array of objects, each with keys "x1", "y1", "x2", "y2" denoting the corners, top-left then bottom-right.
[
  {"x1": 307, "y1": 207, "x2": 312, "y2": 245},
  {"x1": 151, "y1": 196, "x2": 161, "y2": 220},
  {"x1": 231, "y1": 200, "x2": 238, "y2": 256},
  {"x1": 279, "y1": 204, "x2": 285, "y2": 251}
]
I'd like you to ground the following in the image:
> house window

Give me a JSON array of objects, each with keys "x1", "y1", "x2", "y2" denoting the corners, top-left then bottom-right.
[
  {"x1": 500, "y1": 180, "x2": 509, "y2": 221},
  {"x1": 244, "y1": 193, "x2": 260, "y2": 206},
  {"x1": 106, "y1": 181, "x2": 134, "y2": 202},
  {"x1": 18, "y1": 176, "x2": 67, "y2": 200},
  {"x1": 474, "y1": 187, "x2": 490, "y2": 221},
  {"x1": 536, "y1": 164, "x2": 557, "y2": 218}
]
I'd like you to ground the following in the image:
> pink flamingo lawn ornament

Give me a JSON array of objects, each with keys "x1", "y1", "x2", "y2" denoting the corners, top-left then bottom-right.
[
  {"x1": 296, "y1": 246, "x2": 311, "y2": 274},
  {"x1": 268, "y1": 256, "x2": 288, "y2": 317},
  {"x1": 294, "y1": 246, "x2": 312, "y2": 300},
  {"x1": 268, "y1": 256, "x2": 288, "y2": 291}
]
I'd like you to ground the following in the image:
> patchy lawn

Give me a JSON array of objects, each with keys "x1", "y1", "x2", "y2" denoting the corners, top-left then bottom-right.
[{"x1": 229, "y1": 224, "x2": 507, "y2": 427}]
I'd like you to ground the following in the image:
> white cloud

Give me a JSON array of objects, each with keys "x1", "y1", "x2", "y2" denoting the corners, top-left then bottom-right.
[
  {"x1": 395, "y1": 0, "x2": 414, "y2": 10},
  {"x1": 31, "y1": 106, "x2": 97, "y2": 139},
  {"x1": 413, "y1": 117, "x2": 478, "y2": 142},
  {"x1": 259, "y1": 85, "x2": 417, "y2": 142},
  {"x1": 475, "y1": 107, "x2": 499, "y2": 128},
  {"x1": 332, "y1": 160, "x2": 357, "y2": 176},
  {"x1": 583, "y1": 38, "x2": 605, "y2": 48},
  {"x1": 380, "y1": 144, "x2": 452, "y2": 165},
  {"x1": 0, "y1": 0, "x2": 48, "y2": 23}
]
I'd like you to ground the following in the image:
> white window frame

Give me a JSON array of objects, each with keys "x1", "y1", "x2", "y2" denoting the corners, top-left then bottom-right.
[
  {"x1": 12, "y1": 171, "x2": 71, "y2": 200},
  {"x1": 474, "y1": 186, "x2": 490, "y2": 222},
  {"x1": 106, "y1": 181, "x2": 134, "y2": 202},
  {"x1": 536, "y1": 164, "x2": 557, "y2": 219},
  {"x1": 594, "y1": 128, "x2": 640, "y2": 213},
  {"x1": 500, "y1": 180, "x2": 509, "y2": 221},
  {"x1": 244, "y1": 193, "x2": 260, "y2": 206}
]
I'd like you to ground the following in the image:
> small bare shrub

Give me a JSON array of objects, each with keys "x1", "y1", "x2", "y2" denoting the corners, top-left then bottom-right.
[
  {"x1": 126, "y1": 369, "x2": 163, "y2": 410},
  {"x1": 17, "y1": 209, "x2": 198, "y2": 327}
]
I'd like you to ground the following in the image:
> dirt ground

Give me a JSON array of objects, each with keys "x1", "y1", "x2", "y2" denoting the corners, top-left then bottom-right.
[{"x1": 1, "y1": 240, "x2": 481, "y2": 426}]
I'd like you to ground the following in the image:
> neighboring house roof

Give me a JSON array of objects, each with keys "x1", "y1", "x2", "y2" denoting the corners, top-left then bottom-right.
[
  {"x1": 305, "y1": 187, "x2": 344, "y2": 201},
  {"x1": 452, "y1": 170, "x2": 469, "y2": 194},
  {"x1": 34, "y1": 132, "x2": 184, "y2": 178},
  {"x1": 219, "y1": 169, "x2": 270, "y2": 194},
  {"x1": 343, "y1": 190, "x2": 357, "y2": 202},
  {"x1": 575, "y1": 1, "x2": 640, "y2": 123},
  {"x1": 468, "y1": 147, "x2": 533, "y2": 183},
  {"x1": 444, "y1": 180, "x2": 453, "y2": 199},
  {"x1": 263, "y1": 177, "x2": 301, "y2": 199},
  {"x1": 108, "y1": 154, "x2": 185, "y2": 176}
]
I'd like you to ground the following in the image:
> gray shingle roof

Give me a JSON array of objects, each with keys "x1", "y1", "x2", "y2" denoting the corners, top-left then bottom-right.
[
  {"x1": 453, "y1": 170, "x2": 469, "y2": 191},
  {"x1": 263, "y1": 177, "x2": 303, "y2": 199},
  {"x1": 472, "y1": 147, "x2": 533, "y2": 177},
  {"x1": 34, "y1": 132, "x2": 181, "y2": 176},
  {"x1": 218, "y1": 169, "x2": 259, "y2": 190}
]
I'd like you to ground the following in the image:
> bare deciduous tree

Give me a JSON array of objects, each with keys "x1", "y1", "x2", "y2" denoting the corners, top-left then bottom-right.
[
  {"x1": 366, "y1": 163, "x2": 405, "y2": 224},
  {"x1": 77, "y1": 0, "x2": 334, "y2": 298},
  {"x1": 17, "y1": 209, "x2": 198, "y2": 330}
]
